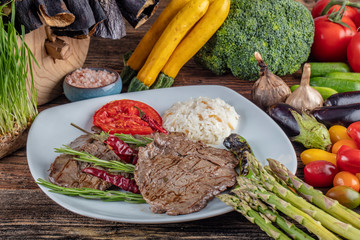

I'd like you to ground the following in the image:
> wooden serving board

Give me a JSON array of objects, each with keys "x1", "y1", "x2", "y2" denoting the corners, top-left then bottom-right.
[{"x1": 24, "y1": 26, "x2": 90, "y2": 105}]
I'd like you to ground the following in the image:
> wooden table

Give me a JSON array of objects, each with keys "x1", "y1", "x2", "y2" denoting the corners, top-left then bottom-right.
[{"x1": 1, "y1": 0, "x2": 356, "y2": 239}]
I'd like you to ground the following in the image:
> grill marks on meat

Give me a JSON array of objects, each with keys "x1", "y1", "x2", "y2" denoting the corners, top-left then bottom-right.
[
  {"x1": 49, "y1": 135, "x2": 123, "y2": 191},
  {"x1": 134, "y1": 132, "x2": 239, "y2": 215}
]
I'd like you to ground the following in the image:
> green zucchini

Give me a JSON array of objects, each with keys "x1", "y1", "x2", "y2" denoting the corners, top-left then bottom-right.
[
  {"x1": 128, "y1": 77, "x2": 149, "y2": 92},
  {"x1": 310, "y1": 77, "x2": 360, "y2": 93},
  {"x1": 151, "y1": 73, "x2": 175, "y2": 89},
  {"x1": 290, "y1": 85, "x2": 338, "y2": 100},
  {"x1": 309, "y1": 62, "x2": 351, "y2": 77},
  {"x1": 326, "y1": 72, "x2": 360, "y2": 81}
]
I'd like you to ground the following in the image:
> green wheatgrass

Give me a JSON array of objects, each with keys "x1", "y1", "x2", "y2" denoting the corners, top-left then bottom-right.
[{"x1": 0, "y1": 2, "x2": 37, "y2": 136}]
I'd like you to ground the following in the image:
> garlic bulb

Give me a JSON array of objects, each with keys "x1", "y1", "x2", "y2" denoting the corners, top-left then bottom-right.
[
  {"x1": 286, "y1": 63, "x2": 323, "y2": 112},
  {"x1": 251, "y1": 52, "x2": 291, "y2": 110}
]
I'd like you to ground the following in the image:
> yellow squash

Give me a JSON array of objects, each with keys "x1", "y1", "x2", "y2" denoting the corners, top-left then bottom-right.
[
  {"x1": 162, "y1": 0, "x2": 230, "y2": 78},
  {"x1": 126, "y1": 0, "x2": 191, "y2": 72},
  {"x1": 137, "y1": 0, "x2": 210, "y2": 87}
]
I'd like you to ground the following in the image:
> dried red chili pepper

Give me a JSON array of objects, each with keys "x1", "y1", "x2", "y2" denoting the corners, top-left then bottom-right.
[
  {"x1": 135, "y1": 107, "x2": 168, "y2": 134},
  {"x1": 105, "y1": 135, "x2": 136, "y2": 164},
  {"x1": 82, "y1": 167, "x2": 140, "y2": 194}
]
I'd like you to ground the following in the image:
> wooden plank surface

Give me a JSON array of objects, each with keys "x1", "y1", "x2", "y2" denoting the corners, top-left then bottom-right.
[{"x1": 1, "y1": 0, "x2": 357, "y2": 239}]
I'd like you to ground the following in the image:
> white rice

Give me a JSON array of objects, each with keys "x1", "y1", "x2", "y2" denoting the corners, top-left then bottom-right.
[{"x1": 162, "y1": 97, "x2": 240, "y2": 145}]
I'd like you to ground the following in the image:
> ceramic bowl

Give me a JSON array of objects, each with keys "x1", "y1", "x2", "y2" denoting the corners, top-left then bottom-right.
[{"x1": 63, "y1": 67, "x2": 122, "y2": 102}]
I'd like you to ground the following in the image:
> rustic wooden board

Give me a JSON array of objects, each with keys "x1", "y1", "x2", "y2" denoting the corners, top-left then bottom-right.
[{"x1": 1, "y1": 0, "x2": 358, "y2": 239}]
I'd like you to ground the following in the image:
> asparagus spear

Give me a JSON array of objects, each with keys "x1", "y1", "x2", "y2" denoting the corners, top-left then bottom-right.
[
  {"x1": 218, "y1": 194, "x2": 291, "y2": 240},
  {"x1": 234, "y1": 177, "x2": 340, "y2": 240},
  {"x1": 245, "y1": 153, "x2": 360, "y2": 239},
  {"x1": 223, "y1": 133, "x2": 252, "y2": 175},
  {"x1": 267, "y1": 158, "x2": 360, "y2": 230},
  {"x1": 237, "y1": 191, "x2": 314, "y2": 240},
  {"x1": 37, "y1": 178, "x2": 145, "y2": 203},
  {"x1": 55, "y1": 145, "x2": 135, "y2": 173}
]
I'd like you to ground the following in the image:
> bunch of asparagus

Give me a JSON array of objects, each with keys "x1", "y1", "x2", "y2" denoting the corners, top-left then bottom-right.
[{"x1": 219, "y1": 134, "x2": 360, "y2": 240}]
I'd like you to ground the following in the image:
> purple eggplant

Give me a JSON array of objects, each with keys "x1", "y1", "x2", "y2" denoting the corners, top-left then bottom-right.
[
  {"x1": 312, "y1": 103, "x2": 360, "y2": 127},
  {"x1": 324, "y1": 91, "x2": 360, "y2": 107},
  {"x1": 267, "y1": 103, "x2": 331, "y2": 150},
  {"x1": 267, "y1": 103, "x2": 300, "y2": 137}
]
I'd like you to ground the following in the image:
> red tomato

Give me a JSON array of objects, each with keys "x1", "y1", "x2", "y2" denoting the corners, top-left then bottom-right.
[
  {"x1": 304, "y1": 160, "x2": 338, "y2": 187},
  {"x1": 311, "y1": 15, "x2": 357, "y2": 62},
  {"x1": 326, "y1": 186, "x2": 360, "y2": 209},
  {"x1": 354, "y1": 12, "x2": 360, "y2": 29},
  {"x1": 347, "y1": 121, "x2": 360, "y2": 148},
  {"x1": 311, "y1": 0, "x2": 359, "y2": 20},
  {"x1": 333, "y1": 171, "x2": 360, "y2": 192},
  {"x1": 93, "y1": 99, "x2": 163, "y2": 135},
  {"x1": 336, "y1": 145, "x2": 360, "y2": 174},
  {"x1": 347, "y1": 32, "x2": 360, "y2": 73}
]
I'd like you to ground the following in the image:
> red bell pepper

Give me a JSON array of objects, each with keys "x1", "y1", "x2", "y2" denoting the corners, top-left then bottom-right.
[
  {"x1": 348, "y1": 121, "x2": 360, "y2": 149},
  {"x1": 336, "y1": 145, "x2": 360, "y2": 174}
]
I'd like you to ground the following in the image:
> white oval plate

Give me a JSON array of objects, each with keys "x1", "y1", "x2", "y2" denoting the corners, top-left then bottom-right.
[{"x1": 27, "y1": 85, "x2": 297, "y2": 224}]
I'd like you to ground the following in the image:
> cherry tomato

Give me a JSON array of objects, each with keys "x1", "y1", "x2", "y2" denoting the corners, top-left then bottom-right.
[
  {"x1": 301, "y1": 149, "x2": 337, "y2": 166},
  {"x1": 331, "y1": 139, "x2": 358, "y2": 154},
  {"x1": 333, "y1": 171, "x2": 360, "y2": 192},
  {"x1": 311, "y1": 0, "x2": 359, "y2": 20},
  {"x1": 356, "y1": 173, "x2": 360, "y2": 183},
  {"x1": 347, "y1": 121, "x2": 360, "y2": 148},
  {"x1": 347, "y1": 32, "x2": 360, "y2": 73},
  {"x1": 304, "y1": 160, "x2": 338, "y2": 187},
  {"x1": 326, "y1": 185, "x2": 360, "y2": 209},
  {"x1": 336, "y1": 145, "x2": 360, "y2": 174},
  {"x1": 93, "y1": 99, "x2": 163, "y2": 135},
  {"x1": 329, "y1": 125, "x2": 352, "y2": 144},
  {"x1": 311, "y1": 15, "x2": 357, "y2": 62}
]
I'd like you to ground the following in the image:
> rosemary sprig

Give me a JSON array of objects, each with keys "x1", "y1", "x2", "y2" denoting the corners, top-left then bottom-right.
[
  {"x1": 114, "y1": 133, "x2": 153, "y2": 147},
  {"x1": 70, "y1": 123, "x2": 153, "y2": 147},
  {"x1": 54, "y1": 145, "x2": 135, "y2": 173},
  {"x1": 36, "y1": 178, "x2": 145, "y2": 203}
]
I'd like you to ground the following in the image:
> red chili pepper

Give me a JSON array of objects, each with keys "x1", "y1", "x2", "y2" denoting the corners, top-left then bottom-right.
[
  {"x1": 336, "y1": 145, "x2": 360, "y2": 174},
  {"x1": 82, "y1": 167, "x2": 140, "y2": 194},
  {"x1": 348, "y1": 122, "x2": 360, "y2": 148},
  {"x1": 105, "y1": 135, "x2": 136, "y2": 164},
  {"x1": 135, "y1": 106, "x2": 168, "y2": 134}
]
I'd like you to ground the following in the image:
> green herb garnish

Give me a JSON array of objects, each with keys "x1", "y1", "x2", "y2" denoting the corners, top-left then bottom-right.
[
  {"x1": 36, "y1": 178, "x2": 145, "y2": 203},
  {"x1": 114, "y1": 133, "x2": 152, "y2": 147},
  {"x1": 55, "y1": 145, "x2": 135, "y2": 173}
]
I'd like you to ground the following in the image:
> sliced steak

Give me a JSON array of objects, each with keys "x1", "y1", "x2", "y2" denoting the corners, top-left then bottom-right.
[
  {"x1": 49, "y1": 134, "x2": 123, "y2": 190},
  {"x1": 134, "y1": 132, "x2": 239, "y2": 215}
]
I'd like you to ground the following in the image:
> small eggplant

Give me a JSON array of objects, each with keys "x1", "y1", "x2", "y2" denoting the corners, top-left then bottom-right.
[
  {"x1": 267, "y1": 103, "x2": 331, "y2": 150},
  {"x1": 324, "y1": 91, "x2": 360, "y2": 106},
  {"x1": 267, "y1": 103, "x2": 300, "y2": 137},
  {"x1": 312, "y1": 103, "x2": 360, "y2": 127}
]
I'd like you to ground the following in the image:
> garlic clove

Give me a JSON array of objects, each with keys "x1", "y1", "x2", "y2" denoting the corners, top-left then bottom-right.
[
  {"x1": 285, "y1": 63, "x2": 323, "y2": 112},
  {"x1": 251, "y1": 52, "x2": 291, "y2": 110}
]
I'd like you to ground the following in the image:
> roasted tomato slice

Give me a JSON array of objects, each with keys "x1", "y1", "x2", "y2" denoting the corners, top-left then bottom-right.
[{"x1": 93, "y1": 99, "x2": 163, "y2": 135}]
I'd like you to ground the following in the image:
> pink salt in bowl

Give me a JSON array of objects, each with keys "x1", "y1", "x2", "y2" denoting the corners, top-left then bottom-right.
[{"x1": 63, "y1": 67, "x2": 122, "y2": 102}]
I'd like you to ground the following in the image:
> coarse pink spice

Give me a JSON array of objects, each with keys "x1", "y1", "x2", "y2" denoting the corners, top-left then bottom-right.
[{"x1": 65, "y1": 68, "x2": 117, "y2": 88}]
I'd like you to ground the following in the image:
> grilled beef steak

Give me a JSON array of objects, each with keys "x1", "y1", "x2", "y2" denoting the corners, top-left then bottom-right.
[
  {"x1": 49, "y1": 135, "x2": 122, "y2": 190},
  {"x1": 134, "y1": 132, "x2": 239, "y2": 215}
]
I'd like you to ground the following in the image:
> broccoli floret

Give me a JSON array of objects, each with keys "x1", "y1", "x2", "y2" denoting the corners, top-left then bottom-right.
[{"x1": 194, "y1": 0, "x2": 314, "y2": 80}]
